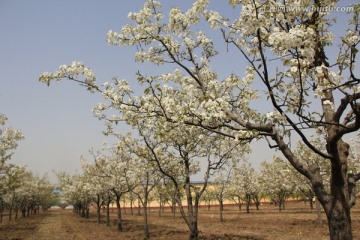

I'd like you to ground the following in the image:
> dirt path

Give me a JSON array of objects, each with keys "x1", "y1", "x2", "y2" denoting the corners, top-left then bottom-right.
[
  {"x1": 1, "y1": 209, "x2": 124, "y2": 240},
  {"x1": 1, "y1": 203, "x2": 360, "y2": 240},
  {"x1": 26, "y1": 210, "x2": 82, "y2": 240}
]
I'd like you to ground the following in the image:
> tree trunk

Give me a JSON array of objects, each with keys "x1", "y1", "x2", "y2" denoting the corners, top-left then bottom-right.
[
  {"x1": 143, "y1": 198, "x2": 149, "y2": 240},
  {"x1": 253, "y1": 195, "x2": 260, "y2": 210},
  {"x1": 115, "y1": 195, "x2": 123, "y2": 232},
  {"x1": 106, "y1": 202, "x2": 110, "y2": 227},
  {"x1": 313, "y1": 140, "x2": 354, "y2": 240},
  {"x1": 81, "y1": 206, "x2": 86, "y2": 218},
  {"x1": 158, "y1": 201, "x2": 162, "y2": 217},
  {"x1": 325, "y1": 201, "x2": 352, "y2": 240},
  {"x1": 97, "y1": 205, "x2": 101, "y2": 223},
  {"x1": 9, "y1": 208, "x2": 12, "y2": 221},
  {"x1": 96, "y1": 195, "x2": 101, "y2": 223},
  {"x1": 246, "y1": 194, "x2": 251, "y2": 213},
  {"x1": 183, "y1": 171, "x2": 199, "y2": 240},
  {"x1": 172, "y1": 199, "x2": 176, "y2": 219},
  {"x1": 236, "y1": 196, "x2": 242, "y2": 210},
  {"x1": 315, "y1": 198, "x2": 323, "y2": 227},
  {"x1": 86, "y1": 205, "x2": 89, "y2": 219},
  {"x1": 189, "y1": 218, "x2": 199, "y2": 240},
  {"x1": 219, "y1": 199, "x2": 224, "y2": 222},
  {"x1": 130, "y1": 198, "x2": 134, "y2": 215},
  {"x1": 138, "y1": 198, "x2": 141, "y2": 215},
  {"x1": 309, "y1": 197, "x2": 314, "y2": 210}
]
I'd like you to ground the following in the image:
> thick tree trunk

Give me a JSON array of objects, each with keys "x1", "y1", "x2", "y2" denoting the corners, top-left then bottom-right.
[
  {"x1": 326, "y1": 140, "x2": 353, "y2": 240},
  {"x1": 184, "y1": 175, "x2": 199, "y2": 240},
  {"x1": 189, "y1": 218, "x2": 199, "y2": 240},
  {"x1": 325, "y1": 201, "x2": 352, "y2": 240},
  {"x1": 314, "y1": 140, "x2": 354, "y2": 240},
  {"x1": 115, "y1": 195, "x2": 123, "y2": 232}
]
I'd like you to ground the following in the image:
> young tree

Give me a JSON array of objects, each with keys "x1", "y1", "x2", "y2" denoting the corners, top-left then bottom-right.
[
  {"x1": 58, "y1": 173, "x2": 94, "y2": 219},
  {"x1": 201, "y1": 187, "x2": 215, "y2": 211},
  {"x1": 102, "y1": 153, "x2": 141, "y2": 232},
  {"x1": 2, "y1": 164, "x2": 29, "y2": 221},
  {"x1": 81, "y1": 155, "x2": 110, "y2": 224},
  {"x1": 212, "y1": 166, "x2": 233, "y2": 222},
  {"x1": 121, "y1": 121, "x2": 247, "y2": 240},
  {"x1": 230, "y1": 160, "x2": 261, "y2": 213},
  {"x1": 131, "y1": 170, "x2": 160, "y2": 240},
  {"x1": 39, "y1": 1, "x2": 360, "y2": 239},
  {"x1": 259, "y1": 158, "x2": 297, "y2": 212}
]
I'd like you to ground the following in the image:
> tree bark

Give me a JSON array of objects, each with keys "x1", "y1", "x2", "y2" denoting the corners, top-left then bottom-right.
[
  {"x1": 106, "y1": 201, "x2": 110, "y2": 227},
  {"x1": 325, "y1": 201, "x2": 352, "y2": 240},
  {"x1": 95, "y1": 194, "x2": 101, "y2": 223},
  {"x1": 315, "y1": 198, "x2": 323, "y2": 227},
  {"x1": 9, "y1": 208, "x2": 12, "y2": 221},
  {"x1": 219, "y1": 199, "x2": 224, "y2": 222},
  {"x1": 189, "y1": 218, "x2": 199, "y2": 240},
  {"x1": 246, "y1": 194, "x2": 251, "y2": 213},
  {"x1": 309, "y1": 197, "x2": 314, "y2": 210},
  {"x1": 115, "y1": 194, "x2": 123, "y2": 232},
  {"x1": 323, "y1": 140, "x2": 353, "y2": 240},
  {"x1": 143, "y1": 197, "x2": 149, "y2": 240}
]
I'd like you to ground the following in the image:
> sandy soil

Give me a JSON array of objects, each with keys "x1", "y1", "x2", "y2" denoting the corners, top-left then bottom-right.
[{"x1": 1, "y1": 201, "x2": 360, "y2": 240}]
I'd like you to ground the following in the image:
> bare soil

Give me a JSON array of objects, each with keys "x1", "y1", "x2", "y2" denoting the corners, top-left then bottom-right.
[{"x1": 1, "y1": 201, "x2": 360, "y2": 240}]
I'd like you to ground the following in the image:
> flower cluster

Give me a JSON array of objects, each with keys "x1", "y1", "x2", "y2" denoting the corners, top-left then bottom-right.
[
  {"x1": 0, "y1": 114, "x2": 23, "y2": 164},
  {"x1": 268, "y1": 26, "x2": 316, "y2": 63},
  {"x1": 39, "y1": 61, "x2": 96, "y2": 87}
]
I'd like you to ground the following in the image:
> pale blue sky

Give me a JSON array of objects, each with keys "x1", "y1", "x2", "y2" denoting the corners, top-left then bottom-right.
[{"x1": 0, "y1": 0, "x2": 357, "y2": 181}]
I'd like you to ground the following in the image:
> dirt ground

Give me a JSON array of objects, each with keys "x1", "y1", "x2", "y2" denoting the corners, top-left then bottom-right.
[{"x1": 1, "y1": 201, "x2": 360, "y2": 240}]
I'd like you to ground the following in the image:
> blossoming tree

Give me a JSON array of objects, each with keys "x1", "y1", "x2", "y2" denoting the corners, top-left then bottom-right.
[
  {"x1": 0, "y1": 114, "x2": 23, "y2": 169},
  {"x1": 40, "y1": 1, "x2": 360, "y2": 239},
  {"x1": 230, "y1": 160, "x2": 261, "y2": 213},
  {"x1": 126, "y1": 121, "x2": 247, "y2": 240},
  {"x1": 259, "y1": 157, "x2": 297, "y2": 211}
]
